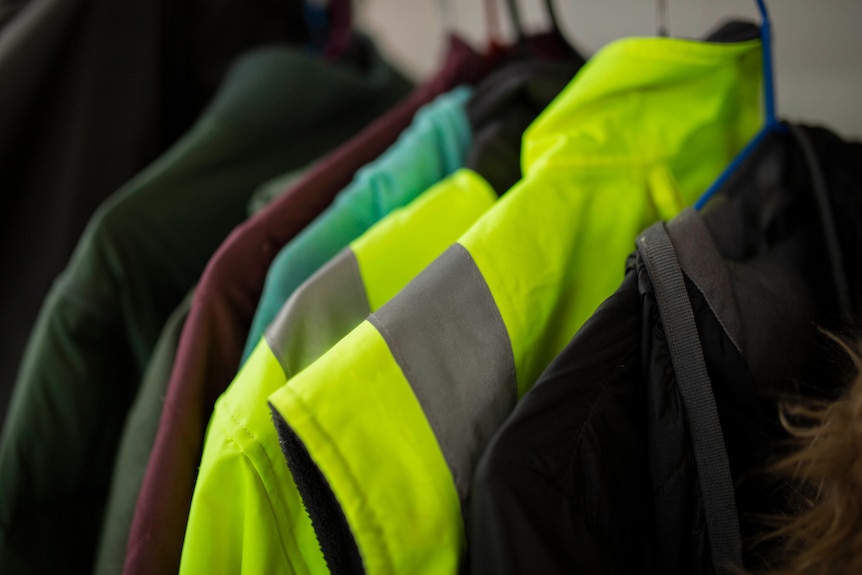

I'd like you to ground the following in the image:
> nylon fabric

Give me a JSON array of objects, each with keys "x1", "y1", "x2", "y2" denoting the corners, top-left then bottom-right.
[
  {"x1": 788, "y1": 124, "x2": 853, "y2": 318},
  {"x1": 126, "y1": 36, "x2": 509, "y2": 574},
  {"x1": 269, "y1": 322, "x2": 462, "y2": 575},
  {"x1": 468, "y1": 36, "x2": 762, "y2": 396},
  {"x1": 470, "y1": 125, "x2": 862, "y2": 575},
  {"x1": 181, "y1": 169, "x2": 496, "y2": 574},
  {"x1": 269, "y1": 32, "x2": 763, "y2": 574},
  {"x1": 368, "y1": 243, "x2": 515, "y2": 501},
  {"x1": 355, "y1": 169, "x2": 496, "y2": 310},
  {"x1": 179, "y1": 340, "x2": 328, "y2": 575},
  {"x1": 464, "y1": 59, "x2": 583, "y2": 195},
  {"x1": 267, "y1": 249, "x2": 370, "y2": 380}
]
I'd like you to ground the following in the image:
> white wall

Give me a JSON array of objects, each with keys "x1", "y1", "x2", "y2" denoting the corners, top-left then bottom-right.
[{"x1": 357, "y1": 0, "x2": 862, "y2": 139}]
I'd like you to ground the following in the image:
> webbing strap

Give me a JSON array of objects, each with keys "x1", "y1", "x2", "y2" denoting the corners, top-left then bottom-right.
[{"x1": 637, "y1": 222, "x2": 742, "y2": 575}]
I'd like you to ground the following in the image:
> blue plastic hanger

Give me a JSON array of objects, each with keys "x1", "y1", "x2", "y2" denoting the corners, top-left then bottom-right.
[{"x1": 694, "y1": 0, "x2": 782, "y2": 210}]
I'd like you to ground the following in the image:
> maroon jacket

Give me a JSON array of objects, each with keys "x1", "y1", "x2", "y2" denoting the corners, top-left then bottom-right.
[{"x1": 124, "y1": 35, "x2": 509, "y2": 575}]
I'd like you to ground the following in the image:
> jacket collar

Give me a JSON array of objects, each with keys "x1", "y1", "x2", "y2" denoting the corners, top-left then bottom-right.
[{"x1": 522, "y1": 32, "x2": 762, "y2": 199}]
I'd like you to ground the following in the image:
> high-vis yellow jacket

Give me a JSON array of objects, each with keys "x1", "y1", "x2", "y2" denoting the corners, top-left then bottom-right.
[
  {"x1": 179, "y1": 169, "x2": 496, "y2": 574},
  {"x1": 268, "y1": 33, "x2": 762, "y2": 574}
]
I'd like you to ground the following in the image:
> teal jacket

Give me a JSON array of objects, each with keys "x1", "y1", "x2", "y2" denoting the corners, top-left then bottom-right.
[{"x1": 242, "y1": 85, "x2": 473, "y2": 361}]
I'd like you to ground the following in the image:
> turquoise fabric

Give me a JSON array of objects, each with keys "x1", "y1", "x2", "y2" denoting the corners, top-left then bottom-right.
[{"x1": 241, "y1": 85, "x2": 474, "y2": 361}]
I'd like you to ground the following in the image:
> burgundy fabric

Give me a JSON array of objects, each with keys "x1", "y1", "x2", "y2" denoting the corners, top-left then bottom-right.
[
  {"x1": 123, "y1": 36, "x2": 504, "y2": 575},
  {"x1": 324, "y1": 0, "x2": 352, "y2": 60}
]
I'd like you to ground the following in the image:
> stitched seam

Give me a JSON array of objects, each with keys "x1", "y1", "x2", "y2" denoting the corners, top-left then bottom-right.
[
  {"x1": 281, "y1": 381, "x2": 397, "y2": 574},
  {"x1": 564, "y1": 349, "x2": 637, "y2": 487},
  {"x1": 221, "y1": 412, "x2": 301, "y2": 573},
  {"x1": 655, "y1": 448, "x2": 692, "y2": 495},
  {"x1": 487, "y1": 455, "x2": 569, "y2": 494}
]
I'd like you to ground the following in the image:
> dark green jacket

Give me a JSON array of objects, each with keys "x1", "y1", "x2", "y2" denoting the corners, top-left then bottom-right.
[
  {"x1": 92, "y1": 163, "x2": 309, "y2": 575},
  {"x1": 0, "y1": 39, "x2": 411, "y2": 574},
  {"x1": 94, "y1": 292, "x2": 192, "y2": 575},
  {"x1": 0, "y1": 0, "x2": 311, "y2": 422}
]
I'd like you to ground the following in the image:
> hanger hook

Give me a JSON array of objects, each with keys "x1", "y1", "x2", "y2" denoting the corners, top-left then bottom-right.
[
  {"x1": 693, "y1": 0, "x2": 781, "y2": 210},
  {"x1": 434, "y1": 0, "x2": 451, "y2": 33},
  {"x1": 503, "y1": 0, "x2": 526, "y2": 48},
  {"x1": 755, "y1": 0, "x2": 778, "y2": 128},
  {"x1": 656, "y1": 0, "x2": 669, "y2": 37}
]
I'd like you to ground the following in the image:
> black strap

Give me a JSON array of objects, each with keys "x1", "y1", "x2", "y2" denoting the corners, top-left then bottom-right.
[{"x1": 637, "y1": 223, "x2": 743, "y2": 575}]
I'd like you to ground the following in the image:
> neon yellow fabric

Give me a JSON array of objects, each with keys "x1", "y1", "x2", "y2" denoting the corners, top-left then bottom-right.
[
  {"x1": 355, "y1": 169, "x2": 495, "y2": 310},
  {"x1": 179, "y1": 170, "x2": 496, "y2": 574},
  {"x1": 470, "y1": 36, "x2": 762, "y2": 395},
  {"x1": 275, "y1": 322, "x2": 463, "y2": 574},
  {"x1": 269, "y1": 34, "x2": 762, "y2": 574},
  {"x1": 180, "y1": 341, "x2": 328, "y2": 575}
]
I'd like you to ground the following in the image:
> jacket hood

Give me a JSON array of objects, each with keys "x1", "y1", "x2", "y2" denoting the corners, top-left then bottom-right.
[{"x1": 640, "y1": 124, "x2": 862, "y2": 574}]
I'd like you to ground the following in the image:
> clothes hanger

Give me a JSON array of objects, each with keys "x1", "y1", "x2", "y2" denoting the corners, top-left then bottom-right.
[
  {"x1": 656, "y1": 0, "x2": 669, "y2": 37},
  {"x1": 502, "y1": 0, "x2": 527, "y2": 50},
  {"x1": 501, "y1": 0, "x2": 581, "y2": 57},
  {"x1": 483, "y1": 0, "x2": 524, "y2": 59},
  {"x1": 694, "y1": 0, "x2": 782, "y2": 210},
  {"x1": 543, "y1": 0, "x2": 578, "y2": 56}
]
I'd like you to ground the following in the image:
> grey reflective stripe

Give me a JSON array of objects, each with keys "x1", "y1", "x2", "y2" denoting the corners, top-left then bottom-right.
[
  {"x1": 369, "y1": 243, "x2": 516, "y2": 503},
  {"x1": 637, "y1": 222, "x2": 742, "y2": 575},
  {"x1": 667, "y1": 208, "x2": 744, "y2": 356},
  {"x1": 266, "y1": 248, "x2": 370, "y2": 379}
]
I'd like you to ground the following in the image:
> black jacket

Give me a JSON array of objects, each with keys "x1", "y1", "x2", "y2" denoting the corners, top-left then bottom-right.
[
  {"x1": 470, "y1": 125, "x2": 862, "y2": 574},
  {"x1": 465, "y1": 58, "x2": 583, "y2": 194}
]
